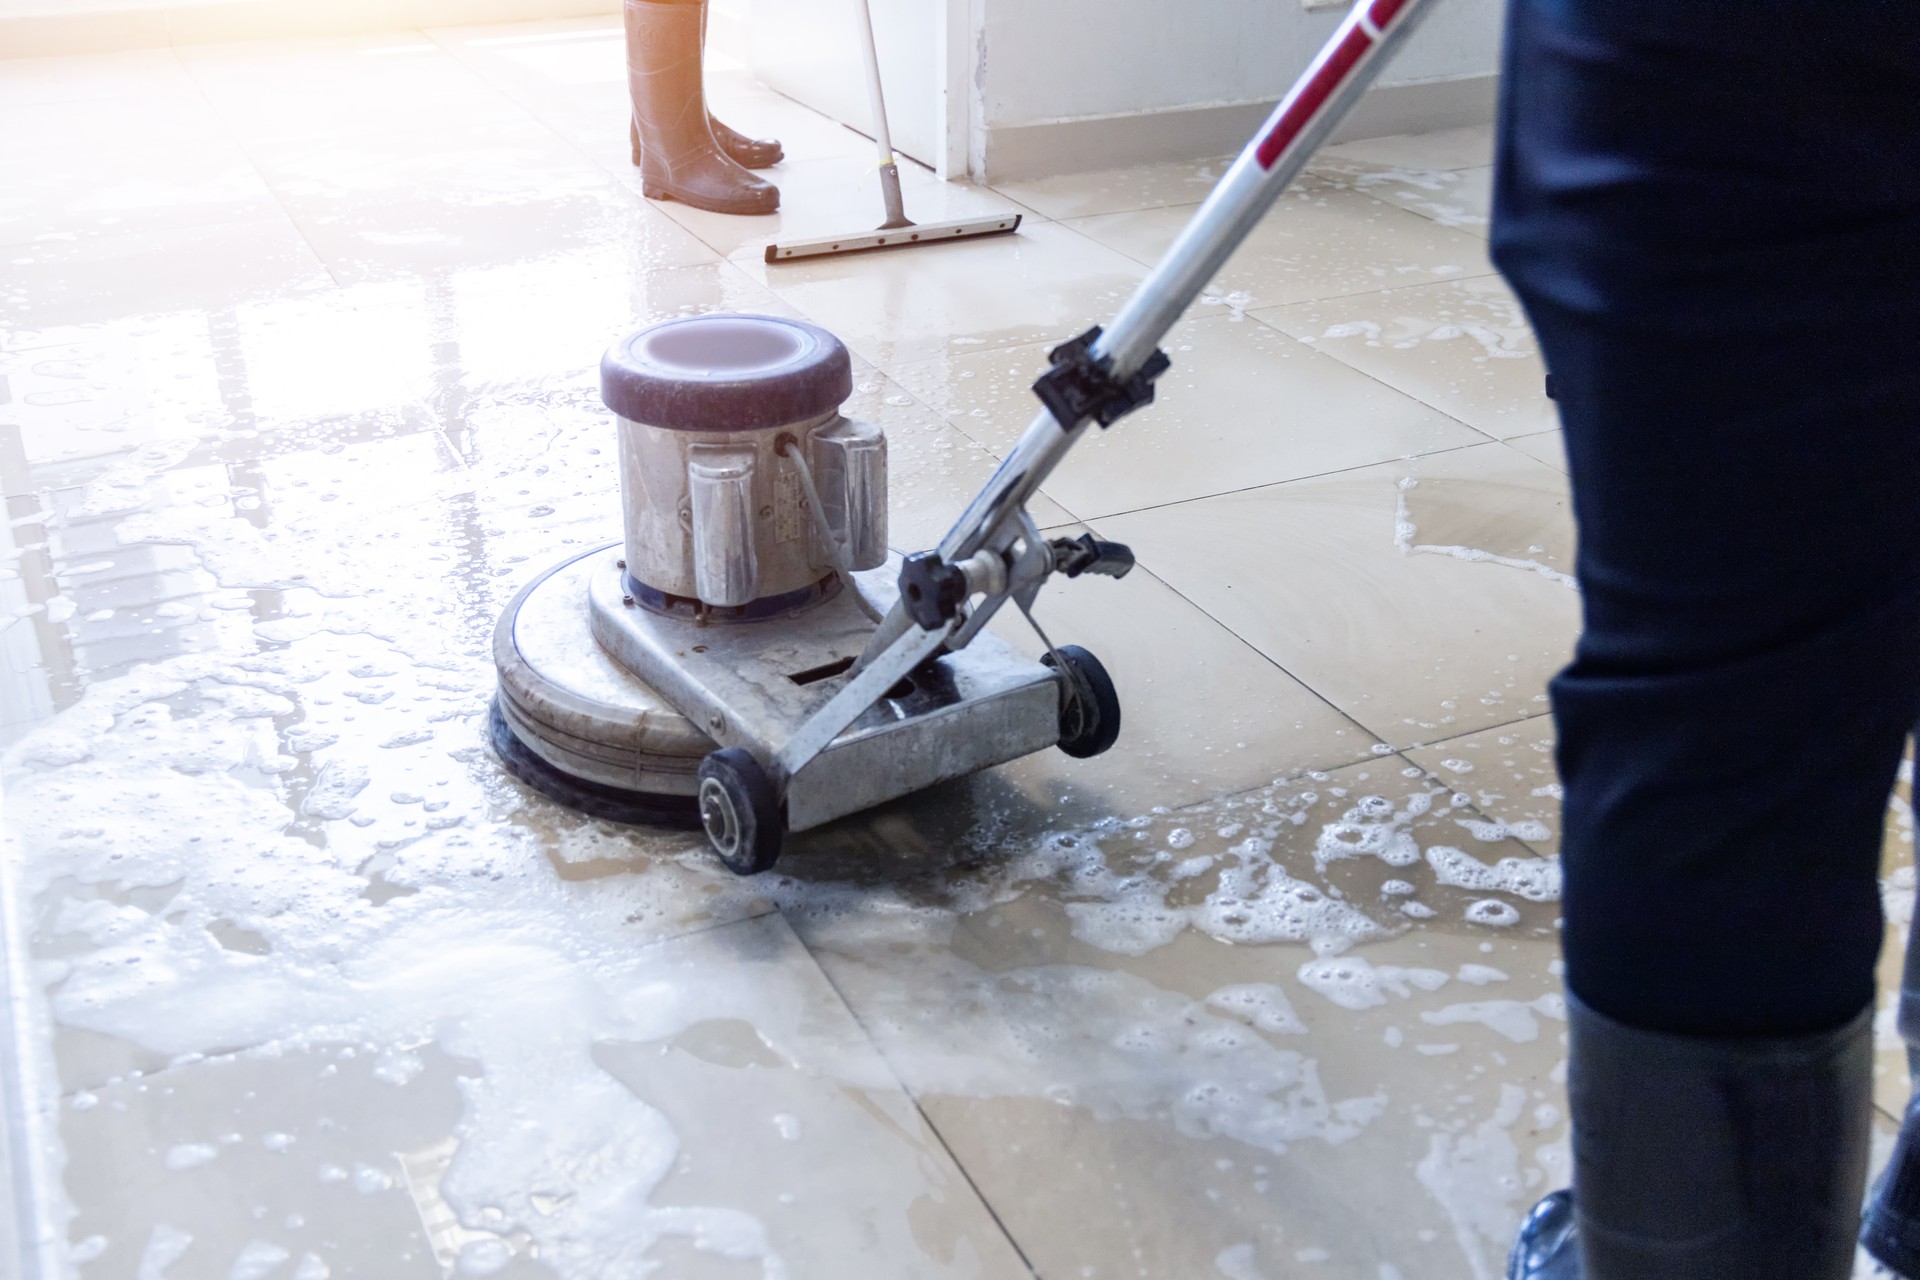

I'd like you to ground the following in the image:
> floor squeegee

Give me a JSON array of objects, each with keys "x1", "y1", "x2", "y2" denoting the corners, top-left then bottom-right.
[
  {"x1": 762, "y1": 0, "x2": 1022, "y2": 262},
  {"x1": 491, "y1": 0, "x2": 1440, "y2": 871}
]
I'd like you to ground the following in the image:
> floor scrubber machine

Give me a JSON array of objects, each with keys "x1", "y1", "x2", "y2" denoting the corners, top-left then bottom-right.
[{"x1": 491, "y1": 0, "x2": 1437, "y2": 872}]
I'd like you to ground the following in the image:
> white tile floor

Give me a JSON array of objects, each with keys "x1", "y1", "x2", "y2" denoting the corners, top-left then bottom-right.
[{"x1": 0, "y1": 20, "x2": 1910, "y2": 1280}]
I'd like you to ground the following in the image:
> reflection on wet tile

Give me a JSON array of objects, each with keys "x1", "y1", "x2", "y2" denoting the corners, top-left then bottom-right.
[
  {"x1": 1404, "y1": 717, "x2": 1561, "y2": 856},
  {"x1": 178, "y1": 33, "x2": 529, "y2": 145},
  {"x1": 741, "y1": 219, "x2": 1146, "y2": 369},
  {"x1": 840, "y1": 369, "x2": 1076, "y2": 546},
  {"x1": 424, "y1": 18, "x2": 638, "y2": 124},
  {"x1": 48, "y1": 913, "x2": 1027, "y2": 1278},
  {"x1": 0, "y1": 48, "x2": 200, "y2": 110},
  {"x1": 250, "y1": 120, "x2": 717, "y2": 284},
  {"x1": 991, "y1": 154, "x2": 1237, "y2": 221},
  {"x1": 1067, "y1": 182, "x2": 1494, "y2": 311},
  {"x1": 1504, "y1": 430, "x2": 1567, "y2": 474},
  {"x1": 0, "y1": 217, "x2": 334, "y2": 331},
  {"x1": 1314, "y1": 125, "x2": 1496, "y2": 174},
  {"x1": 787, "y1": 758, "x2": 1567, "y2": 1280},
  {"x1": 551, "y1": 90, "x2": 876, "y2": 184},
  {"x1": 983, "y1": 553, "x2": 1378, "y2": 815},
  {"x1": 0, "y1": 95, "x2": 279, "y2": 248},
  {"x1": 1256, "y1": 275, "x2": 1552, "y2": 440},
  {"x1": 1101, "y1": 444, "x2": 1579, "y2": 744},
  {"x1": 60, "y1": 1045, "x2": 463, "y2": 1280},
  {"x1": 592, "y1": 921, "x2": 1032, "y2": 1279},
  {"x1": 1, "y1": 259, "x2": 795, "y2": 513},
  {"x1": 424, "y1": 17, "x2": 862, "y2": 181},
  {"x1": 1334, "y1": 164, "x2": 1495, "y2": 237},
  {"x1": 892, "y1": 312, "x2": 1484, "y2": 519}
]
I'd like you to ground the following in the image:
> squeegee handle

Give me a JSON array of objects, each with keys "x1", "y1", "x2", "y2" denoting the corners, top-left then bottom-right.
[
  {"x1": 853, "y1": 0, "x2": 914, "y2": 228},
  {"x1": 934, "y1": 0, "x2": 1441, "y2": 565},
  {"x1": 854, "y1": 0, "x2": 896, "y2": 167}
]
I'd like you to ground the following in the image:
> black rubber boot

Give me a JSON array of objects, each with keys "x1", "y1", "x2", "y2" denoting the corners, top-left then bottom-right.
[
  {"x1": 1861, "y1": 939, "x2": 1920, "y2": 1275},
  {"x1": 1507, "y1": 1189, "x2": 1579, "y2": 1279},
  {"x1": 624, "y1": 0, "x2": 778, "y2": 215},
  {"x1": 1507, "y1": 994, "x2": 1873, "y2": 1279}
]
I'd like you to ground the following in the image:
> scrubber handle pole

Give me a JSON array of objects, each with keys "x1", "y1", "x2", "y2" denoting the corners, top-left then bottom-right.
[
  {"x1": 854, "y1": 0, "x2": 913, "y2": 228},
  {"x1": 841, "y1": 0, "x2": 1439, "y2": 747},
  {"x1": 933, "y1": 0, "x2": 1440, "y2": 566}
]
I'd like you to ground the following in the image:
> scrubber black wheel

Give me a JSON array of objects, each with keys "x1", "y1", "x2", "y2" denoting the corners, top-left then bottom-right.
[
  {"x1": 696, "y1": 747, "x2": 785, "y2": 875},
  {"x1": 1044, "y1": 644, "x2": 1122, "y2": 759}
]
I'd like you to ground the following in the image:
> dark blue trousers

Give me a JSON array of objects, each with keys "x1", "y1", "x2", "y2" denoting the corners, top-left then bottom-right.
[
  {"x1": 1491, "y1": 0, "x2": 1920, "y2": 1265},
  {"x1": 1493, "y1": 0, "x2": 1920, "y2": 1037}
]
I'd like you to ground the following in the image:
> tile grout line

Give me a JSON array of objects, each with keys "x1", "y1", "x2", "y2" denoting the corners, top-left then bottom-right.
[
  {"x1": 1328, "y1": 167, "x2": 1494, "y2": 240},
  {"x1": 1049, "y1": 187, "x2": 1503, "y2": 308},
  {"x1": 1494, "y1": 433, "x2": 1568, "y2": 476},
  {"x1": 417, "y1": 27, "x2": 927, "y2": 267},
  {"x1": 886, "y1": 206, "x2": 1561, "y2": 763},
  {"x1": 1094, "y1": 557, "x2": 1387, "y2": 749},
  {"x1": 413, "y1": 22, "x2": 704, "y2": 253},
  {"x1": 785, "y1": 927, "x2": 1046, "y2": 1280},
  {"x1": 1066, "y1": 433, "x2": 1505, "y2": 526},
  {"x1": 865, "y1": 286, "x2": 1519, "y2": 507},
  {"x1": 44, "y1": 898, "x2": 783, "y2": 1103},
  {"x1": 982, "y1": 157, "x2": 1237, "y2": 225},
  {"x1": 1086, "y1": 538, "x2": 1554, "y2": 760},
  {"x1": 166, "y1": 42, "x2": 344, "y2": 289},
  {"x1": 847, "y1": 362, "x2": 1092, "y2": 533},
  {"x1": 983, "y1": 155, "x2": 1471, "y2": 230},
  {"x1": 1142, "y1": 699, "x2": 1556, "y2": 829},
  {"x1": 1235, "y1": 304, "x2": 1505, "y2": 448}
]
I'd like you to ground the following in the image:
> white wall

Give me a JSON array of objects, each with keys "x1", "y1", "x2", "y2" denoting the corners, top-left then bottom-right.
[
  {"x1": 749, "y1": 0, "x2": 941, "y2": 168},
  {"x1": 0, "y1": 0, "x2": 619, "y2": 57},
  {"x1": 979, "y1": 0, "x2": 1502, "y2": 128},
  {"x1": 970, "y1": 0, "x2": 1505, "y2": 177}
]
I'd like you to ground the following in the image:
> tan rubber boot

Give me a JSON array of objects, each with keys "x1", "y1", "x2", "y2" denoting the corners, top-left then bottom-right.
[
  {"x1": 625, "y1": 0, "x2": 778, "y2": 215},
  {"x1": 698, "y1": 1, "x2": 782, "y2": 169}
]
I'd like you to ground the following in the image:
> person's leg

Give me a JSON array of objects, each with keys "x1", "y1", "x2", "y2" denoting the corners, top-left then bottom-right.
[
  {"x1": 624, "y1": 0, "x2": 778, "y2": 215},
  {"x1": 1492, "y1": 1, "x2": 1920, "y2": 1275}
]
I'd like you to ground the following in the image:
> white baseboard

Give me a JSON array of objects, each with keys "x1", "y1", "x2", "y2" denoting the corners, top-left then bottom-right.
[
  {"x1": 978, "y1": 72, "x2": 1498, "y2": 182},
  {"x1": 0, "y1": 0, "x2": 621, "y2": 58}
]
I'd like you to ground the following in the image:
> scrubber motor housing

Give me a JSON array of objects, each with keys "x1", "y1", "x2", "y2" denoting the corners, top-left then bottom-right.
[{"x1": 602, "y1": 314, "x2": 887, "y2": 613}]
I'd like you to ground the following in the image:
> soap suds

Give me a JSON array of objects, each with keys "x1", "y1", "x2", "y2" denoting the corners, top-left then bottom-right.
[
  {"x1": 2, "y1": 491, "x2": 1570, "y2": 1280},
  {"x1": 1395, "y1": 476, "x2": 1576, "y2": 590},
  {"x1": 135, "y1": 1224, "x2": 194, "y2": 1279},
  {"x1": 1297, "y1": 955, "x2": 1448, "y2": 1012},
  {"x1": 228, "y1": 1240, "x2": 292, "y2": 1280},
  {"x1": 1417, "y1": 1084, "x2": 1530, "y2": 1280},
  {"x1": 1206, "y1": 984, "x2": 1308, "y2": 1036},
  {"x1": 164, "y1": 1144, "x2": 218, "y2": 1171},
  {"x1": 1427, "y1": 846, "x2": 1561, "y2": 902},
  {"x1": 1420, "y1": 996, "x2": 1567, "y2": 1044}
]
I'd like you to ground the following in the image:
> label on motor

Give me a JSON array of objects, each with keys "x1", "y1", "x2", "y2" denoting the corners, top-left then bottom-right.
[{"x1": 774, "y1": 466, "x2": 805, "y2": 544}]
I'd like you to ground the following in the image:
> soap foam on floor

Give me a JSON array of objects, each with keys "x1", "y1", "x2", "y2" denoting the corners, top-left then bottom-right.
[
  {"x1": 5, "y1": 630, "x2": 1560, "y2": 1276},
  {"x1": 0, "y1": 444, "x2": 1572, "y2": 1278}
]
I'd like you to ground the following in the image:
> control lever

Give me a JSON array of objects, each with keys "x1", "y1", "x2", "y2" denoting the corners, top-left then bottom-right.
[{"x1": 1049, "y1": 534, "x2": 1135, "y2": 580}]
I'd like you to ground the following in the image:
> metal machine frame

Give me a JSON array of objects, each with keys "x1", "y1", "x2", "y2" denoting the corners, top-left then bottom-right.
[{"x1": 588, "y1": 555, "x2": 1063, "y2": 837}]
